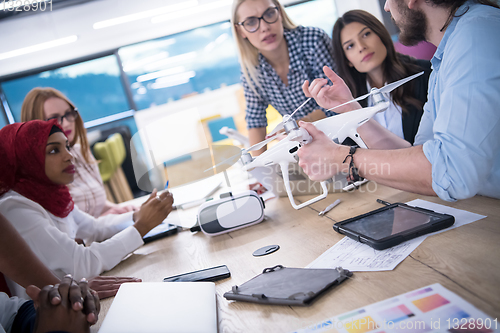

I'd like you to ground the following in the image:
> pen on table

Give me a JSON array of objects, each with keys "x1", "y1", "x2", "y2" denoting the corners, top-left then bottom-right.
[
  {"x1": 319, "y1": 199, "x2": 341, "y2": 216},
  {"x1": 376, "y1": 199, "x2": 391, "y2": 206}
]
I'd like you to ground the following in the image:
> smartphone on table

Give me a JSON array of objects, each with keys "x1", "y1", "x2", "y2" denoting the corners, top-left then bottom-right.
[{"x1": 163, "y1": 265, "x2": 231, "y2": 282}]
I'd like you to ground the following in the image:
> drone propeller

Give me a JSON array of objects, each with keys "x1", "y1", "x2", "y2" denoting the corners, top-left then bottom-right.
[
  {"x1": 204, "y1": 135, "x2": 276, "y2": 173},
  {"x1": 326, "y1": 71, "x2": 424, "y2": 112},
  {"x1": 266, "y1": 97, "x2": 312, "y2": 138}
]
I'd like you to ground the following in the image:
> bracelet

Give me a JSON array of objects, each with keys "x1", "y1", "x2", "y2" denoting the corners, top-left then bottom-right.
[{"x1": 342, "y1": 146, "x2": 363, "y2": 186}]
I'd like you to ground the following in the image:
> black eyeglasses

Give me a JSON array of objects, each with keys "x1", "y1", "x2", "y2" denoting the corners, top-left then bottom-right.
[
  {"x1": 46, "y1": 108, "x2": 79, "y2": 124},
  {"x1": 237, "y1": 6, "x2": 279, "y2": 33}
]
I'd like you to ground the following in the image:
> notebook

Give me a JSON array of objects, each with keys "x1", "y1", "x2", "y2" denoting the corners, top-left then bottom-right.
[
  {"x1": 168, "y1": 176, "x2": 222, "y2": 207},
  {"x1": 98, "y1": 282, "x2": 217, "y2": 333}
]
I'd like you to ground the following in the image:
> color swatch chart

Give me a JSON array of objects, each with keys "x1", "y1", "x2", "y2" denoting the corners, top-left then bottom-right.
[{"x1": 292, "y1": 284, "x2": 498, "y2": 333}]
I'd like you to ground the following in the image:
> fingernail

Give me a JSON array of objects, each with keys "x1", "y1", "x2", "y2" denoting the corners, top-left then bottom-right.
[
  {"x1": 73, "y1": 301, "x2": 83, "y2": 310},
  {"x1": 64, "y1": 274, "x2": 72, "y2": 278},
  {"x1": 51, "y1": 296, "x2": 61, "y2": 304},
  {"x1": 80, "y1": 278, "x2": 88, "y2": 282},
  {"x1": 88, "y1": 313, "x2": 96, "y2": 323}
]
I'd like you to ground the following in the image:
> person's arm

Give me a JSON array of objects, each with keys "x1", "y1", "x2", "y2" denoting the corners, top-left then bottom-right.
[
  {"x1": 0, "y1": 213, "x2": 59, "y2": 289},
  {"x1": 413, "y1": 18, "x2": 500, "y2": 201},
  {"x1": 0, "y1": 196, "x2": 143, "y2": 281},
  {"x1": 241, "y1": 72, "x2": 269, "y2": 155},
  {"x1": 297, "y1": 122, "x2": 436, "y2": 196},
  {"x1": 303, "y1": 66, "x2": 410, "y2": 149},
  {"x1": 306, "y1": 27, "x2": 338, "y2": 119},
  {"x1": 310, "y1": 27, "x2": 336, "y2": 75},
  {"x1": 248, "y1": 127, "x2": 267, "y2": 156},
  {"x1": 101, "y1": 200, "x2": 137, "y2": 216},
  {"x1": 0, "y1": 212, "x2": 140, "y2": 300}
]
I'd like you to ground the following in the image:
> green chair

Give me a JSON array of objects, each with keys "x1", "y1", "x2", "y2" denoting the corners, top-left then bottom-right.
[
  {"x1": 93, "y1": 140, "x2": 117, "y2": 183},
  {"x1": 93, "y1": 133, "x2": 134, "y2": 203},
  {"x1": 107, "y1": 133, "x2": 126, "y2": 167}
]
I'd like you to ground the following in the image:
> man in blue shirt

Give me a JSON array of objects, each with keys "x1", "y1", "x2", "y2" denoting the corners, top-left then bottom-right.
[{"x1": 298, "y1": 0, "x2": 500, "y2": 201}]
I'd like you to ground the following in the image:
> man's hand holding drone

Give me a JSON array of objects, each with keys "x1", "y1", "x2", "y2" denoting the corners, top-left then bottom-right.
[
  {"x1": 299, "y1": 65, "x2": 362, "y2": 182},
  {"x1": 297, "y1": 121, "x2": 350, "y2": 182}
]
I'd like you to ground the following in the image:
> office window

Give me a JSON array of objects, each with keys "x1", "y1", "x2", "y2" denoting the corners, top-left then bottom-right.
[
  {"x1": 119, "y1": 21, "x2": 241, "y2": 110},
  {"x1": 0, "y1": 107, "x2": 7, "y2": 128},
  {"x1": 118, "y1": 0, "x2": 336, "y2": 111},
  {"x1": 287, "y1": 0, "x2": 337, "y2": 37},
  {"x1": 1, "y1": 55, "x2": 130, "y2": 124}
]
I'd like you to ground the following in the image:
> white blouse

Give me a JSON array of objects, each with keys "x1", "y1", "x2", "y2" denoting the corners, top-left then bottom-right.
[
  {"x1": 0, "y1": 292, "x2": 26, "y2": 333},
  {"x1": 0, "y1": 190, "x2": 144, "y2": 297},
  {"x1": 366, "y1": 81, "x2": 405, "y2": 140}
]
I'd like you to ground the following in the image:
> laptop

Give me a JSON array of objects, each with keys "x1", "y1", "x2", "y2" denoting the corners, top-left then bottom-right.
[
  {"x1": 98, "y1": 282, "x2": 217, "y2": 333},
  {"x1": 250, "y1": 164, "x2": 348, "y2": 197}
]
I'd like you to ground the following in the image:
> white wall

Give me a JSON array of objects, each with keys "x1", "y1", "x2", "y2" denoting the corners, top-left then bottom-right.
[
  {"x1": 334, "y1": 0, "x2": 384, "y2": 20},
  {"x1": 133, "y1": 84, "x2": 242, "y2": 164},
  {"x1": 0, "y1": 0, "x2": 382, "y2": 78}
]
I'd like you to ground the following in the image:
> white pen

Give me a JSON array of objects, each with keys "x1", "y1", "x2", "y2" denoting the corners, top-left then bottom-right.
[{"x1": 319, "y1": 199, "x2": 341, "y2": 216}]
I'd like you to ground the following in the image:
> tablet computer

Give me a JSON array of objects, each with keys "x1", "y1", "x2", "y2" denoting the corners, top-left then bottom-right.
[{"x1": 333, "y1": 203, "x2": 455, "y2": 250}]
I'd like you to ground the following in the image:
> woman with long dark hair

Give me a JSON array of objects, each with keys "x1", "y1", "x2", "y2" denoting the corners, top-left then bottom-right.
[
  {"x1": 334, "y1": 10, "x2": 431, "y2": 143},
  {"x1": 305, "y1": 10, "x2": 431, "y2": 145}
]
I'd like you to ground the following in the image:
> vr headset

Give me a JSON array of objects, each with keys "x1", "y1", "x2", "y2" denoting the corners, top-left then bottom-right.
[{"x1": 191, "y1": 190, "x2": 265, "y2": 236}]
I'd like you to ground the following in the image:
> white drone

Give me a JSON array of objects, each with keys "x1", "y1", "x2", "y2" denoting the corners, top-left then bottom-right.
[{"x1": 212, "y1": 71, "x2": 424, "y2": 209}]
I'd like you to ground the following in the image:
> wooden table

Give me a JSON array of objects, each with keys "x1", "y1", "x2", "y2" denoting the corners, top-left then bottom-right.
[{"x1": 93, "y1": 183, "x2": 500, "y2": 332}]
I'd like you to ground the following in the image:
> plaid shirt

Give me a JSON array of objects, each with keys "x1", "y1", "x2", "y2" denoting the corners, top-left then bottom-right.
[
  {"x1": 243, "y1": 26, "x2": 336, "y2": 129},
  {"x1": 68, "y1": 144, "x2": 107, "y2": 218}
]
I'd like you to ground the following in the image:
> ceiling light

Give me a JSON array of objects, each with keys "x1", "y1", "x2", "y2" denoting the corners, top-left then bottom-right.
[
  {"x1": 144, "y1": 52, "x2": 197, "y2": 71},
  {"x1": 93, "y1": 0, "x2": 198, "y2": 30},
  {"x1": 151, "y1": 71, "x2": 196, "y2": 90},
  {"x1": 123, "y1": 52, "x2": 169, "y2": 72},
  {"x1": 151, "y1": 0, "x2": 232, "y2": 24},
  {"x1": 0, "y1": 35, "x2": 78, "y2": 61},
  {"x1": 136, "y1": 66, "x2": 186, "y2": 82}
]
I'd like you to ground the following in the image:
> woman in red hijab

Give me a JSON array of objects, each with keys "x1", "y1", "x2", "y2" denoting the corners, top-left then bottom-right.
[{"x1": 0, "y1": 120, "x2": 173, "y2": 297}]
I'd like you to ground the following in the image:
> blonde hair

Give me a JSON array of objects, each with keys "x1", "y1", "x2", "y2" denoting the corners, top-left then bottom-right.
[
  {"x1": 231, "y1": 0, "x2": 297, "y2": 97},
  {"x1": 21, "y1": 87, "x2": 92, "y2": 164}
]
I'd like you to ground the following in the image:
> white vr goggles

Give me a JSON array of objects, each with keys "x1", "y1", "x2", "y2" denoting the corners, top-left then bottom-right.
[{"x1": 191, "y1": 190, "x2": 265, "y2": 236}]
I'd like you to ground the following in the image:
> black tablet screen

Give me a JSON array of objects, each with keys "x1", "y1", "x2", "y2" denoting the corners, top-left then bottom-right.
[{"x1": 343, "y1": 206, "x2": 442, "y2": 240}]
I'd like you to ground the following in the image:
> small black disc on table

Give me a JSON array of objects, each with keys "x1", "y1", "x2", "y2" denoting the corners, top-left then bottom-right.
[{"x1": 253, "y1": 245, "x2": 280, "y2": 257}]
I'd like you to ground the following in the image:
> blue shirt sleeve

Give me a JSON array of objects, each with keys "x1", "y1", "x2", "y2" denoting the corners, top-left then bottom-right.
[
  {"x1": 304, "y1": 28, "x2": 337, "y2": 117},
  {"x1": 306, "y1": 28, "x2": 336, "y2": 78},
  {"x1": 419, "y1": 14, "x2": 500, "y2": 201},
  {"x1": 241, "y1": 73, "x2": 268, "y2": 129}
]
